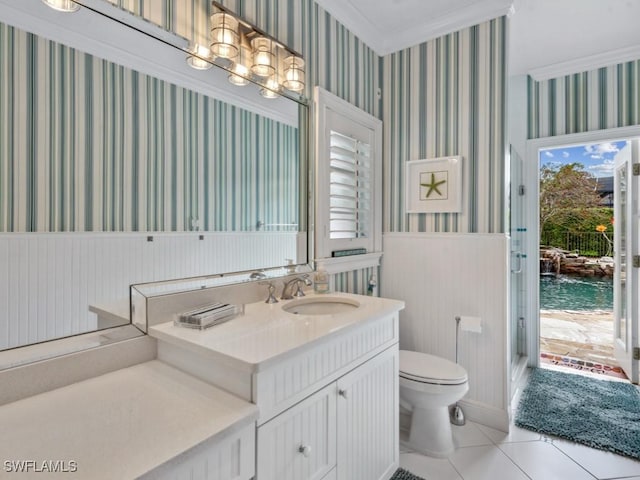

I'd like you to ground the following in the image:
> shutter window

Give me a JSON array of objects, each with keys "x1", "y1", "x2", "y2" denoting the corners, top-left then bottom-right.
[{"x1": 329, "y1": 130, "x2": 371, "y2": 240}]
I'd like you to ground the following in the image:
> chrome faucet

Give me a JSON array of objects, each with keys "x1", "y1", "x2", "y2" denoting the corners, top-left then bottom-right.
[
  {"x1": 261, "y1": 282, "x2": 279, "y2": 304},
  {"x1": 281, "y1": 274, "x2": 312, "y2": 300}
]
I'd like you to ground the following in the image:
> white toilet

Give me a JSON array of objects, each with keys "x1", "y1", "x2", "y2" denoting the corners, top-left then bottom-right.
[{"x1": 399, "y1": 350, "x2": 469, "y2": 457}]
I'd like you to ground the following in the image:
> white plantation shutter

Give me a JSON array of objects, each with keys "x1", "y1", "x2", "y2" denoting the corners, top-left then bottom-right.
[
  {"x1": 329, "y1": 131, "x2": 372, "y2": 239},
  {"x1": 315, "y1": 87, "x2": 382, "y2": 259}
]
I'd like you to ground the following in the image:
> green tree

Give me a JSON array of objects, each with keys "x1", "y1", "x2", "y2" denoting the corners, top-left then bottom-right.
[{"x1": 539, "y1": 163, "x2": 604, "y2": 240}]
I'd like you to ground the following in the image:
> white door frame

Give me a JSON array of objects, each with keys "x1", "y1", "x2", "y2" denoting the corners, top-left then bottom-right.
[
  {"x1": 613, "y1": 140, "x2": 640, "y2": 382},
  {"x1": 524, "y1": 126, "x2": 640, "y2": 366}
]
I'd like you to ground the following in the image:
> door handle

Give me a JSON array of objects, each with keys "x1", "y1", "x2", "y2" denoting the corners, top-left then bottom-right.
[{"x1": 511, "y1": 252, "x2": 523, "y2": 274}]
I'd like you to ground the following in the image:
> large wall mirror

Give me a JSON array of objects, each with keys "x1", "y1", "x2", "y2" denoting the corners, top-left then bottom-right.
[{"x1": 0, "y1": 0, "x2": 309, "y2": 359}]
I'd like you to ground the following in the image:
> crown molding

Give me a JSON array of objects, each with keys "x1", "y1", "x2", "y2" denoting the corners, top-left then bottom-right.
[
  {"x1": 380, "y1": 0, "x2": 513, "y2": 56},
  {"x1": 528, "y1": 44, "x2": 640, "y2": 81},
  {"x1": 314, "y1": 0, "x2": 384, "y2": 53},
  {"x1": 315, "y1": 0, "x2": 513, "y2": 56}
]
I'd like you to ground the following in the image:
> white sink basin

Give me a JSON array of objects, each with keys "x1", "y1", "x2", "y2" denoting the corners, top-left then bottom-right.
[{"x1": 282, "y1": 296, "x2": 360, "y2": 315}]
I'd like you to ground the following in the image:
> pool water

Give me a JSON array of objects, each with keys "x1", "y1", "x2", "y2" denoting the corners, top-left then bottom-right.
[{"x1": 540, "y1": 274, "x2": 613, "y2": 311}]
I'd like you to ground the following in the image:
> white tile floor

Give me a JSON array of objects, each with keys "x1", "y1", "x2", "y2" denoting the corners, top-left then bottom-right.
[
  {"x1": 399, "y1": 370, "x2": 640, "y2": 480},
  {"x1": 400, "y1": 420, "x2": 640, "y2": 480}
]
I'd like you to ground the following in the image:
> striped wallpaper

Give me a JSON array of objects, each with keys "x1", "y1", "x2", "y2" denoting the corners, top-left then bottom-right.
[
  {"x1": 528, "y1": 60, "x2": 640, "y2": 139},
  {"x1": 382, "y1": 17, "x2": 507, "y2": 234},
  {"x1": 103, "y1": 0, "x2": 382, "y2": 295},
  {"x1": 333, "y1": 266, "x2": 379, "y2": 297},
  {"x1": 107, "y1": 0, "x2": 382, "y2": 119},
  {"x1": 0, "y1": 21, "x2": 299, "y2": 233}
]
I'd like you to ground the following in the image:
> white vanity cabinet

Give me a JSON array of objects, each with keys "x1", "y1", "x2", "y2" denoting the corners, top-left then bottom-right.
[
  {"x1": 257, "y1": 383, "x2": 337, "y2": 480},
  {"x1": 151, "y1": 293, "x2": 404, "y2": 480},
  {"x1": 335, "y1": 346, "x2": 399, "y2": 480},
  {"x1": 256, "y1": 346, "x2": 398, "y2": 480}
]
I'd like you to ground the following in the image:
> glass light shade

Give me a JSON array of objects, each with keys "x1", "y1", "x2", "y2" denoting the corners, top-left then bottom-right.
[
  {"x1": 42, "y1": 0, "x2": 80, "y2": 12},
  {"x1": 260, "y1": 77, "x2": 281, "y2": 99},
  {"x1": 228, "y1": 62, "x2": 250, "y2": 86},
  {"x1": 283, "y1": 55, "x2": 305, "y2": 92},
  {"x1": 211, "y1": 12, "x2": 239, "y2": 59},
  {"x1": 251, "y1": 37, "x2": 275, "y2": 77},
  {"x1": 186, "y1": 44, "x2": 213, "y2": 71}
]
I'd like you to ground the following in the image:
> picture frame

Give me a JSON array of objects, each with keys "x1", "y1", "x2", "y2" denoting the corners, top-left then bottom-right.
[{"x1": 405, "y1": 156, "x2": 463, "y2": 213}]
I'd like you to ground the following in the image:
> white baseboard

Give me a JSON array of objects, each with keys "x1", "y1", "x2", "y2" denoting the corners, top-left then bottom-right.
[
  {"x1": 400, "y1": 399, "x2": 510, "y2": 434},
  {"x1": 458, "y1": 399, "x2": 510, "y2": 432}
]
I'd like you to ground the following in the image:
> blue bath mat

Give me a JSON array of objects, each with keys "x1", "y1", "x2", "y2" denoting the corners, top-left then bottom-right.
[
  {"x1": 390, "y1": 468, "x2": 425, "y2": 480},
  {"x1": 516, "y1": 367, "x2": 640, "y2": 459}
]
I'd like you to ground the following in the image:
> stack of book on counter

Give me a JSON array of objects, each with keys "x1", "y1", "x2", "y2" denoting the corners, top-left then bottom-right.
[{"x1": 175, "y1": 303, "x2": 238, "y2": 330}]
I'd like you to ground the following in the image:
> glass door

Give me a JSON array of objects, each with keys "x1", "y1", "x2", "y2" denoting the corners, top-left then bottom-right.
[
  {"x1": 509, "y1": 146, "x2": 528, "y2": 387},
  {"x1": 613, "y1": 140, "x2": 639, "y2": 383}
]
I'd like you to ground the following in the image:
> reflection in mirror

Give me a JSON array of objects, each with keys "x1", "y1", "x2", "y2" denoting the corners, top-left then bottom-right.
[{"x1": 0, "y1": 0, "x2": 308, "y2": 356}]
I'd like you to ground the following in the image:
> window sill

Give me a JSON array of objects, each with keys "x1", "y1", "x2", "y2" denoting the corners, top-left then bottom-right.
[{"x1": 315, "y1": 252, "x2": 383, "y2": 275}]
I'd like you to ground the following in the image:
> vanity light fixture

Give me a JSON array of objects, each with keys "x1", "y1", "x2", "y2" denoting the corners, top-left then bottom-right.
[
  {"x1": 186, "y1": 44, "x2": 214, "y2": 71},
  {"x1": 42, "y1": 0, "x2": 80, "y2": 12},
  {"x1": 251, "y1": 36, "x2": 276, "y2": 78},
  {"x1": 260, "y1": 76, "x2": 281, "y2": 99},
  {"x1": 228, "y1": 44, "x2": 250, "y2": 86},
  {"x1": 283, "y1": 55, "x2": 305, "y2": 93},
  {"x1": 186, "y1": 2, "x2": 305, "y2": 98},
  {"x1": 211, "y1": 12, "x2": 239, "y2": 59}
]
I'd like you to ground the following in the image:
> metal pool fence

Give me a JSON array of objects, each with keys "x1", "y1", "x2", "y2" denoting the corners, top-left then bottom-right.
[{"x1": 540, "y1": 231, "x2": 613, "y2": 257}]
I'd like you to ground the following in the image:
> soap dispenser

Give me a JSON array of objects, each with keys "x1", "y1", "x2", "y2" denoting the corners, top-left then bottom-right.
[{"x1": 313, "y1": 261, "x2": 329, "y2": 294}]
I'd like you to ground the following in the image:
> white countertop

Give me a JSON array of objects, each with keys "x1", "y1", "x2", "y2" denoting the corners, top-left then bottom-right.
[
  {"x1": 0, "y1": 360, "x2": 258, "y2": 479},
  {"x1": 150, "y1": 292, "x2": 405, "y2": 372}
]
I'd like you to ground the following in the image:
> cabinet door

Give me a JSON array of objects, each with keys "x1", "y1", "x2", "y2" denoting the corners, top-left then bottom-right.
[
  {"x1": 336, "y1": 346, "x2": 399, "y2": 480},
  {"x1": 257, "y1": 383, "x2": 336, "y2": 480}
]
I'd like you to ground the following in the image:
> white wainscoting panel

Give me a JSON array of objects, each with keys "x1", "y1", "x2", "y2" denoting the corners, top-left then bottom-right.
[
  {"x1": 381, "y1": 233, "x2": 509, "y2": 428},
  {"x1": 0, "y1": 232, "x2": 299, "y2": 350}
]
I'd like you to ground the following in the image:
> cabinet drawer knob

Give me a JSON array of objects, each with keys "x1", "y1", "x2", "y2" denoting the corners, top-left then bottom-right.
[
  {"x1": 338, "y1": 389, "x2": 348, "y2": 399},
  {"x1": 298, "y1": 445, "x2": 312, "y2": 457}
]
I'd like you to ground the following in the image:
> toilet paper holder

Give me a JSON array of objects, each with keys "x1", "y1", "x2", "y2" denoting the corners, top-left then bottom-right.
[{"x1": 450, "y1": 315, "x2": 481, "y2": 426}]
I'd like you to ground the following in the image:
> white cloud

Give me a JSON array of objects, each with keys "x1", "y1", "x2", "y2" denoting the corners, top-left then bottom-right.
[
  {"x1": 562, "y1": 151, "x2": 570, "y2": 158},
  {"x1": 587, "y1": 158, "x2": 615, "y2": 177},
  {"x1": 584, "y1": 142, "x2": 621, "y2": 159},
  {"x1": 544, "y1": 151, "x2": 554, "y2": 158}
]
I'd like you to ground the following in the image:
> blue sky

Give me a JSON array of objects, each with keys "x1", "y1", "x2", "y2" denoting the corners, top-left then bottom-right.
[{"x1": 539, "y1": 140, "x2": 628, "y2": 178}]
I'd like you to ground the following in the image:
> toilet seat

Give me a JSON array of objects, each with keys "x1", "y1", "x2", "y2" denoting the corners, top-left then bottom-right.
[{"x1": 399, "y1": 350, "x2": 468, "y2": 386}]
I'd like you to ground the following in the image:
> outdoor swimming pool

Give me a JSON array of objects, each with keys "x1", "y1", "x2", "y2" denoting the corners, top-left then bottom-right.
[{"x1": 540, "y1": 274, "x2": 613, "y2": 311}]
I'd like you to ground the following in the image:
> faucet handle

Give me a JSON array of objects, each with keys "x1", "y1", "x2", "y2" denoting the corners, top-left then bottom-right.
[
  {"x1": 261, "y1": 282, "x2": 279, "y2": 304},
  {"x1": 293, "y1": 280, "x2": 306, "y2": 297},
  {"x1": 293, "y1": 275, "x2": 312, "y2": 297}
]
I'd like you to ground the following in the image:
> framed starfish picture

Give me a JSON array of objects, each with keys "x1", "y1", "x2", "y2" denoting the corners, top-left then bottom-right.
[{"x1": 405, "y1": 156, "x2": 463, "y2": 213}]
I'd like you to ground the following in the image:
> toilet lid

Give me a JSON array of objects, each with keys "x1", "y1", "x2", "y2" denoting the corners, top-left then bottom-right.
[{"x1": 399, "y1": 350, "x2": 468, "y2": 385}]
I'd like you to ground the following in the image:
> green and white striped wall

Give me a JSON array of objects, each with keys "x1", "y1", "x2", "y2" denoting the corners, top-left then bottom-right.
[
  {"x1": 528, "y1": 60, "x2": 640, "y2": 139},
  {"x1": 104, "y1": 0, "x2": 383, "y2": 296},
  {"x1": 333, "y1": 266, "x2": 379, "y2": 296},
  {"x1": 0, "y1": 21, "x2": 299, "y2": 232},
  {"x1": 382, "y1": 17, "x2": 507, "y2": 234},
  {"x1": 2, "y1": 0, "x2": 383, "y2": 233}
]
